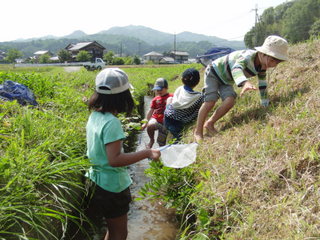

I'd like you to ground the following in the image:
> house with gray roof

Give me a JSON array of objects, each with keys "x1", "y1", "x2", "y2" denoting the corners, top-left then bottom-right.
[
  {"x1": 65, "y1": 41, "x2": 105, "y2": 61},
  {"x1": 159, "y1": 57, "x2": 176, "y2": 64},
  {"x1": 143, "y1": 51, "x2": 163, "y2": 63},
  {"x1": 169, "y1": 51, "x2": 189, "y2": 63},
  {"x1": 34, "y1": 50, "x2": 53, "y2": 59}
]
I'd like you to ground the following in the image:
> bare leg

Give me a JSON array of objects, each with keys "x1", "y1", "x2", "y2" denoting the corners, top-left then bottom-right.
[
  {"x1": 104, "y1": 231, "x2": 109, "y2": 240},
  {"x1": 146, "y1": 123, "x2": 157, "y2": 148},
  {"x1": 204, "y1": 96, "x2": 235, "y2": 134},
  {"x1": 194, "y1": 101, "x2": 216, "y2": 142},
  {"x1": 104, "y1": 214, "x2": 128, "y2": 240}
]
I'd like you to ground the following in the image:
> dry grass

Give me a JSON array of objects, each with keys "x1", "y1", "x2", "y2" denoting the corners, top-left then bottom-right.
[{"x1": 183, "y1": 39, "x2": 320, "y2": 239}]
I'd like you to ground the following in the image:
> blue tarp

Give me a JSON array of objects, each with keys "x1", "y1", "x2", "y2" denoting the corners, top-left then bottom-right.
[
  {"x1": 0, "y1": 80, "x2": 38, "y2": 106},
  {"x1": 196, "y1": 47, "x2": 235, "y2": 66}
]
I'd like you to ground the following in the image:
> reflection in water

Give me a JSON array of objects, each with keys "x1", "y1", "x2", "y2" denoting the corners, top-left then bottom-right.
[{"x1": 127, "y1": 96, "x2": 178, "y2": 240}]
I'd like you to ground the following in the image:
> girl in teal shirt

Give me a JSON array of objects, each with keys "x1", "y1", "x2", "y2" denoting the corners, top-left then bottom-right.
[{"x1": 86, "y1": 68, "x2": 160, "y2": 240}]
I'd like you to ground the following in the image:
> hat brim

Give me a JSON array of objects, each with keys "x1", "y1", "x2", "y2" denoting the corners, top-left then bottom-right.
[
  {"x1": 96, "y1": 82, "x2": 132, "y2": 94},
  {"x1": 152, "y1": 86, "x2": 163, "y2": 91},
  {"x1": 255, "y1": 46, "x2": 288, "y2": 61}
]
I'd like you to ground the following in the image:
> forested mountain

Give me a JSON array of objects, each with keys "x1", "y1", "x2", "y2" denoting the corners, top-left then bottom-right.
[
  {"x1": 245, "y1": 0, "x2": 320, "y2": 48},
  {"x1": 99, "y1": 25, "x2": 241, "y2": 47},
  {"x1": 0, "y1": 26, "x2": 244, "y2": 58}
]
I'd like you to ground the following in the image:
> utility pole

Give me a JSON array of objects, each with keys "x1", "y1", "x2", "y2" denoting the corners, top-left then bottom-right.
[
  {"x1": 138, "y1": 41, "x2": 141, "y2": 56},
  {"x1": 120, "y1": 42, "x2": 123, "y2": 57},
  {"x1": 252, "y1": 4, "x2": 259, "y2": 46},
  {"x1": 254, "y1": 4, "x2": 258, "y2": 26},
  {"x1": 173, "y1": 33, "x2": 176, "y2": 60}
]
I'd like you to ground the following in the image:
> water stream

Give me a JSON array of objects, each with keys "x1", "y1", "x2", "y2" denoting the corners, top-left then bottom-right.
[{"x1": 127, "y1": 96, "x2": 178, "y2": 240}]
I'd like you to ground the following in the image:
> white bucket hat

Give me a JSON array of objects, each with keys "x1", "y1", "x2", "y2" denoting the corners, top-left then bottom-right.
[
  {"x1": 255, "y1": 35, "x2": 289, "y2": 61},
  {"x1": 95, "y1": 68, "x2": 132, "y2": 94}
]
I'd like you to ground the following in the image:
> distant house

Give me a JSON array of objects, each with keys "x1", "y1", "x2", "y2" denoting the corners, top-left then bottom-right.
[
  {"x1": 143, "y1": 51, "x2": 163, "y2": 63},
  {"x1": 0, "y1": 51, "x2": 6, "y2": 61},
  {"x1": 34, "y1": 50, "x2": 53, "y2": 59},
  {"x1": 15, "y1": 58, "x2": 25, "y2": 64},
  {"x1": 49, "y1": 56, "x2": 60, "y2": 62},
  {"x1": 159, "y1": 57, "x2": 176, "y2": 64},
  {"x1": 65, "y1": 41, "x2": 105, "y2": 61},
  {"x1": 169, "y1": 51, "x2": 189, "y2": 63}
]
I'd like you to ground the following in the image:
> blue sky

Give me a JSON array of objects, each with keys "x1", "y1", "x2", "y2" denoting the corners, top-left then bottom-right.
[{"x1": 1, "y1": 0, "x2": 288, "y2": 42}]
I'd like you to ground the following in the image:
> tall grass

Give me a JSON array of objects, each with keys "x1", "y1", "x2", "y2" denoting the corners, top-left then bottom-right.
[{"x1": 0, "y1": 68, "x2": 92, "y2": 239}]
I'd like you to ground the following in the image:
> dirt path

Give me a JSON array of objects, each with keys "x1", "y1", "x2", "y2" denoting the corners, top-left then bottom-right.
[{"x1": 64, "y1": 66, "x2": 82, "y2": 72}]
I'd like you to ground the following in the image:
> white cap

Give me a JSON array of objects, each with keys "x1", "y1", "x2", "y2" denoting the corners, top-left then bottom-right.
[
  {"x1": 255, "y1": 35, "x2": 289, "y2": 61},
  {"x1": 95, "y1": 68, "x2": 131, "y2": 94}
]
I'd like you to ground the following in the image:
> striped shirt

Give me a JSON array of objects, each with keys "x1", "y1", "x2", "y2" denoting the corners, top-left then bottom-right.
[
  {"x1": 212, "y1": 49, "x2": 268, "y2": 102},
  {"x1": 164, "y1": 86, "x2": 204, "y2": 123}
]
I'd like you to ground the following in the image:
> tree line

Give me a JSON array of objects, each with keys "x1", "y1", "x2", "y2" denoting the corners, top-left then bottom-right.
[
  {"x1": 245, "y1": 0, "x2": 320, "y2": 48},
  {"x1": 2, "y1": 49, "x2": 141, "y2": 65}
]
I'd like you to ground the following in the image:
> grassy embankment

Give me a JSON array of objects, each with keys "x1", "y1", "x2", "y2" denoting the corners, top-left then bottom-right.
[
  {"x1": 143, "y1": 39, "x2": 320, "y2": 239},
  {"x1": 0, "y1": 64, "x2": 201, "y2": 239}
]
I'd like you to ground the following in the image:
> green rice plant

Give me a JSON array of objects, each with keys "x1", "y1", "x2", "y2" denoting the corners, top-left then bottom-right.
[{"x1": 0, "y1": 68, "x2": 92, "y2": 239}]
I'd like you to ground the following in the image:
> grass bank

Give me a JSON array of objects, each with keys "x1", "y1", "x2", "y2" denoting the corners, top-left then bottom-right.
[{"x1": 143, "y1": 39, "x2": 320, "y2": 239}]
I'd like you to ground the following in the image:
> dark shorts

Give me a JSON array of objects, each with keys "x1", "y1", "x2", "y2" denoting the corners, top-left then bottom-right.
[
  {"x1": 164, "y1": 117, "x2": 184, "y2": 142},
  {"x1": 87, "y1": 182, "x2": 132, "y2": 219}
]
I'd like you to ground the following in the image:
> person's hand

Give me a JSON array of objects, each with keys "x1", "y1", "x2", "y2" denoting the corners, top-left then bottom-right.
[
  {"x1": 261, "y1": 99, "x2": 270, "y2": 107},
  {"x1": 148, "y1": 149, "x2": 161, "y2": 161},
  {"x1": 141, "y1": 122, "x2": 148, "y2": 130},
  {"x1": 240, "y1": 81, "x2": 257, "y2": 96}
]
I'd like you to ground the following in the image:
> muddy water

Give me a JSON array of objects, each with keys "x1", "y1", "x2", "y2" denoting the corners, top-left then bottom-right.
[{"x1": 127, "y1": 96, "x2": 178, "y2": 240}]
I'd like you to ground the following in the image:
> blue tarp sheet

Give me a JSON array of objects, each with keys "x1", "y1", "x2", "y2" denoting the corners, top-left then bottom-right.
[
  {"x1": 0, "y1": 80, "x2": 38, "y2": 106},
  {"x1": 196, "y1": 47, "x2": 235, "y2": 66}
]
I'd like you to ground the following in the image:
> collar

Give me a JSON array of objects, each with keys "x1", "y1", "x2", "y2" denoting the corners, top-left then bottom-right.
[{"x1": 183, "y1": 85, "x2": 194, "y2": 92}]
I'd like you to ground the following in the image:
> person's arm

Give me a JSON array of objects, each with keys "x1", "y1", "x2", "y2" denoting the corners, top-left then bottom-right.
[
  {"x1": 239, "y1": 80, "x2": 257, "y2": 96},
  {"x1": 231, "y1": 54, "x2": 257, "y2": 94},
  {"x1": 141, "y1": 108, "x2": 154, "y2": 129},
  {"x1": 166, "y1": 96, "x2": 173, "y2": 105},
  {"x1": 232, "y1": 68, "x2": 257, "y2": 96},
  {"x1": 106, "y1": 140, "x2": 160, "y2": 167},
  {"x1": 257, "y1": 73, "x2": 269, "y2": 107}
]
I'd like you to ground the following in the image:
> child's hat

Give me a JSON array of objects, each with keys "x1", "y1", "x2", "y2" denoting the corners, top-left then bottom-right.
[
  {"x1": 95, "y1": 68, "x2": 132, "y2": 94},
  {"x1": 255, "y1": 35, "x2": 289, "y2": 61},
  {"x1": 153, "y1": 78, "x2": 168, "y2": 90}
]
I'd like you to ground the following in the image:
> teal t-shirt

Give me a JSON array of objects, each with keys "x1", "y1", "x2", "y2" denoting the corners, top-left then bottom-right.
[{"x1": 86, "y1": 111, "x2": 132, "y2": 193}]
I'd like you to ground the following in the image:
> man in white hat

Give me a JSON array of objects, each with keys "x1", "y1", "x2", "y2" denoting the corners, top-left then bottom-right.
[{"x1": 194, "y1": 35, "x2": 289, "y2": 142}]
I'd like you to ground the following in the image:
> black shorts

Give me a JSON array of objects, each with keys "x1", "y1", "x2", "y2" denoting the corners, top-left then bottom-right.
[{"x1": 87, "y1": 182, "x2": 132, "y2": 219}]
